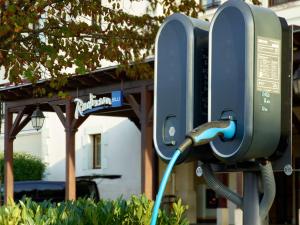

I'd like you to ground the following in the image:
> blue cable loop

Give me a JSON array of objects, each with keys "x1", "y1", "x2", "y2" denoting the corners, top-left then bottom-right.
[
  {"x1": 150, "y1": 121, "x2": 236, "y2": 225},
  {"x1": 150, "y1": 149, "x2": 181, "y2": 225}
]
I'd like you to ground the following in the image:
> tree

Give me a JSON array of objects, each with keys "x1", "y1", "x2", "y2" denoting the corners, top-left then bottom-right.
[{"x1": 0, "y1": 0, "x2": 203, "y2": 91}]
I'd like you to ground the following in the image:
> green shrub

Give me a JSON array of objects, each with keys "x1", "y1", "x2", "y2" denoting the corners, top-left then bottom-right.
[
  {"x1": 0, "y1": 195, "x2": 189, "y2": 225},
  {"x1": 0, "y1": 152, "x2": 46, "y2": 181}
]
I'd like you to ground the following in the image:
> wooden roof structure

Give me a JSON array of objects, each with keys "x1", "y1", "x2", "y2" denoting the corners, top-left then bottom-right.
[{"x1": 0, "y1": 59, "x2": 157, "y2": 203}]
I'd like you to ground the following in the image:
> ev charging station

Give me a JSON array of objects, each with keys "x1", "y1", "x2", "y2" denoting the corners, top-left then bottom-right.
[
  {"x1": 152, "y1": 0, "x2": 293, "y2": 225},
  {"x1": 154, "y1": 13, "x2": 212, "y2": 163},
  {"x1": 210, "y1": 0, "x2": 286, "y2": 163},
  {"x1": 208, "y1": 1, "x2": 291, "y2": 224}
]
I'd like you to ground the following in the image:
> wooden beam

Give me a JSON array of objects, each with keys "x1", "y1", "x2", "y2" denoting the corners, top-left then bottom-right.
[
  {"x1": 123, "y1": 87, "x2": 143, "y2": 95},
  {"x1": 147, "y1": 105, "x2": 153, "y2": 124},
  {"x1": 8, "y1": 106, "x2": 27, "y2": 113},
  {"x1": 72, "y1": 116, "x2": 88, "y2": 130},
  {"x1": 147, "y1": 84, "x2": 154, "y2": 91},
  {"x1": 65, "y1": 100, "x2": 76, "y2": 201},
  {"x1": 19, "y1": 87, "x2": 32, "y2": 96},
  {"x1": 12, "y1": 114, "x2": 32, "y2": 136},
  {"x1": 140, "y1": 86, "x2": 155, "y2": 199},
  {"x1": 4, "y1": 108, "x2": 14, "y2": 204},
  {"x1": 125, "y1": 94, "x2": 141, "y2": 120},
  {"x1": 76, "y1": 77, "x2": 95, "y2": 87},
  {"x1": 9, "y1": 107, "x2": 25, "y2": 138},
  {"x1": 91, "y1": 75, "x2": 102, "y2": 83},
  {"x1": 50, "y1": 104, "x2": 66, "y2": 128},
  {"x1": 6, "y1": 97, "x2": 67, "y2": 111},
  {"x1": 4, "y1": 80, "x2": 153, "y2": 109},
  {"x1": 74, "y1": 80, "x2": 152, "y2": 101}
]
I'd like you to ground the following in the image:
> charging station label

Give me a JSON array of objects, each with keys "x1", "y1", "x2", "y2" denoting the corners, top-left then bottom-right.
[{"x1": 256, "y1": 37, "x2": 281, "y2": 94}]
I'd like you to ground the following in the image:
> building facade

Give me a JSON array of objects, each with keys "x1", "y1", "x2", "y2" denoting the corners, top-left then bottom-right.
[{"x1": 0, "y1": 114, "x2": 142, "y2": 200}]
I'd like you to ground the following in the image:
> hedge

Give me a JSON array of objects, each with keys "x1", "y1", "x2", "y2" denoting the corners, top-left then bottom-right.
[
  {"x1": 0, "y1": 152, "x2": 46, "y2": 181},
  {"x1": 0, "y1": 195, "x2": 189, "y2": 225}
]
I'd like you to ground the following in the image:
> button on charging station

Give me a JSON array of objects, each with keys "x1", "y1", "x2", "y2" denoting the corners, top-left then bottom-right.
[{"x1": 163, "y1": 116, "x2": 177, "y2": 146}]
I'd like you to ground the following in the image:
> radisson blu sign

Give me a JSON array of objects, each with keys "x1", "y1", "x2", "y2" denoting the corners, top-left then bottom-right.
[{"x1": 74, "y1": 91, "x2": 123, "y2": 119}]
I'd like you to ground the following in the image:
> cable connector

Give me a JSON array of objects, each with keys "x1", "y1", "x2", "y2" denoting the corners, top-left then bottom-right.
[
  {"x1": 187, "y1": 120, "x2": 236, "y2": 147},
  {"x1": 178, "y1": 138, "x2": 193, "y2": 152}
]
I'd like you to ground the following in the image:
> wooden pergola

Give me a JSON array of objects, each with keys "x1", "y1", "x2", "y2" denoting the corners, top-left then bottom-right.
[{"x1": 0, "y1": 62, "x2": 157, "y2": 204}]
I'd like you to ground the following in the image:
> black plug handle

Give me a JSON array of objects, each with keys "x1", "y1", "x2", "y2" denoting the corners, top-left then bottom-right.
[{"x1": 187, "y1": 120, "x2": 236, "y2": 147}]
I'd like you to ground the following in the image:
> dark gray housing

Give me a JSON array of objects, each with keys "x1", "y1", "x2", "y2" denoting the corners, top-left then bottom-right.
[
  {"x1": 209, "y1": 0, "x2": 283, "y2": 163},
  {"x1": 154, "y1": 14, "x2": 209, "y2": 162}
]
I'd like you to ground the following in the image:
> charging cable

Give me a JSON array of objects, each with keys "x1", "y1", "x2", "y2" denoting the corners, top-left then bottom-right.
[{"x1": 150, "y1": 120, "x2": 236, "y2": 225}]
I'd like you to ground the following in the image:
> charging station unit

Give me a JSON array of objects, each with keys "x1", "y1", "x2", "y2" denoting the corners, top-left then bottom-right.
[
  {"x1": 152, "y1": 2, "x2": 294, "y2": 225},
  {"x1": 209, "y1": 0, "x2": 291, "y2": 165},
  {"x1": 154, "y1": 14, "x2": 211, "y2": 163}
]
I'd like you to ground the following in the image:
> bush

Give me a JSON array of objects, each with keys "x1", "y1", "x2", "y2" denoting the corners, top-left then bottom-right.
[
  {"x1": 0, "y1": 152, "x2": 46, "y2": 181},
  {"x1": 0, "y1": 195, "x2": 189, "y2": 225}
]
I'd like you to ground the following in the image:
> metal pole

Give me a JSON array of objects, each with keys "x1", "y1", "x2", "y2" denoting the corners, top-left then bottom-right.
[{"x1": 243, "y1": 172, "x2": 260, "y2": 225}]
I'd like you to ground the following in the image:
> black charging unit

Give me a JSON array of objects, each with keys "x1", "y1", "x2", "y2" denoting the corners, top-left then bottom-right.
[
  {"x1": 209, "y1": 0, "x2": 291, "y2": 167},
  {"x1": 154, "y1": 13, "x2": 211, "y2": 163},
  {"x1": 207, "y1": 1, "x2": 292, "y2": 224},
  {"x1": 153, "y1": 2, "x2": 293, "y2": 224}
]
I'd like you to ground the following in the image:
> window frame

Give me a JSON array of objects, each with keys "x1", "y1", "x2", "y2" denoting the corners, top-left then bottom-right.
[
  {"x1": 92, "y1": 134, "x2": 102, "y2": 169},
  {"x1": 200, "y1": 0, "x2": 221, "y2": 10},
  {"x1": 269, "y1": 0, "x2": 297, "y2": 7}
]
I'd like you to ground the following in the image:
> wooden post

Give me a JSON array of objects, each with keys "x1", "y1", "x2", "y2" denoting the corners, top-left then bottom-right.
[
  {"x1": 4, "y1": 109, "x2": 14, "y2": 204},
  {"x1": 3, "y1": 106, "x2": 31, "y2": 204},
  {"x1": 141, "y1": 87, "x2": 155, "y2": 199},
  {"x1": 51, "y1": 100, "x2": 88, "y2": 201},
  {"x1": 65, "y1": 100, "x2": 76, "y2": 201}
]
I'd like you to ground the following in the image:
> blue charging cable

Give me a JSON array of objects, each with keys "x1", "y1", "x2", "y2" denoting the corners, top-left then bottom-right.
[
  {"x1": 150, "y1": 120, "x2": 236, "y2": 225},
  {"x1": 150, "y1": 149, "x2": 181, "y2": 225}
]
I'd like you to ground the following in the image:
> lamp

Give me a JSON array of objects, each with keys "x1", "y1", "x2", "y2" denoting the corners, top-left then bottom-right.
[
  {"x1": 31, "y1": 106, "x2": 45, "y2": 131},
  {"x1": 293, "y1": 64, "x2": 300, "y2": 98}
]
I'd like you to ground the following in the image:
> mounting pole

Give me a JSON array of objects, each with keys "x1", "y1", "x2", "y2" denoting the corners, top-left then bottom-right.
[{"x1": 243, "y1": 172, "x2": 260, "y2": 225}]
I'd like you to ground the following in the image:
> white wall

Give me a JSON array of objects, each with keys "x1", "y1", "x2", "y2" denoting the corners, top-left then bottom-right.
[
  {"x1": 0, "y1": 130, "x2": 42, "y2": 158},
  {"x1": 0, "y1": 112, "x2": 142, "y2": 200},
  {"x1": 0, "y1": 112, "x2": 43, "y2": 157},
  {"x1": 42, "y1": 113, "x2": 141, "y2": 200},
  {"x1": 75, "y1": 115, "x2": 142, "y2": 199}
]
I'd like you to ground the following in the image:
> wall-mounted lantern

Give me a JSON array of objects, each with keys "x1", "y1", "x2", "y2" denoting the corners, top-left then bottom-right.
[{"x1": 31, "y1": 106, "x2": 45, "y2": 131}]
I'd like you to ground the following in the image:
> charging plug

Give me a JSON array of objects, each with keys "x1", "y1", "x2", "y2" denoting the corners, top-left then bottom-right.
[{"x1": 187, "y1": 120, "x2": 236, "y2": 146}]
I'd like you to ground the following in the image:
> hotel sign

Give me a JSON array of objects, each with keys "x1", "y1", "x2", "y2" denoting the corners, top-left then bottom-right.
[{"x1": 74, "y1": 91, "x2": 123, "y2": 119}]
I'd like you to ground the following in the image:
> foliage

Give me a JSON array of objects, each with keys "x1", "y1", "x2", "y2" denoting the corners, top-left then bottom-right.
[
  {"x1": 0, "y1": 195, "x2": 189, "y2": 225},
  {"x1": 0, "y1": 0, "x2": 205, "y2": 91},
  {"x1": 0, "y1": 152, "x2": 46, "y2": 181}
]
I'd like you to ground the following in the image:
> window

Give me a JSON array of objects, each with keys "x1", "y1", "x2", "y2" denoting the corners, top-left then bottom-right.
[
  {"x1": 92, "y1": 134, "x2": 101, "y2": 169},
  {"x1": 200, "y1": 0, "x2": 221, "y2": 9},
  {"x1": 269, "y1": 0, "x2": 297, "y2": 7}
]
